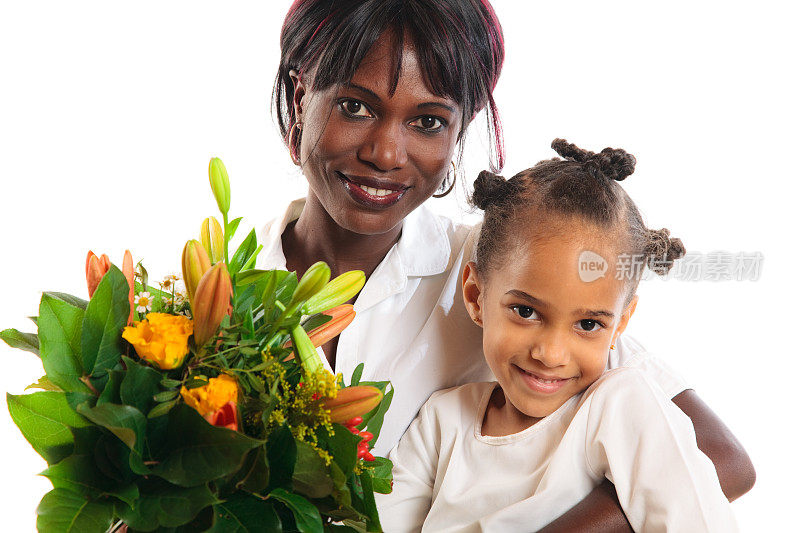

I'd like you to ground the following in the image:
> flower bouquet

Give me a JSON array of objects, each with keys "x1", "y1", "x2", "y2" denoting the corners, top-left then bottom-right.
[{"x1": 2, "y1": 159, "x2": 394, "y2": 532}]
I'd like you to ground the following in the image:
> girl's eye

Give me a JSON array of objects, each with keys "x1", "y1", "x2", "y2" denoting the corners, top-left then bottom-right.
[
  {"x1": 339, "y1": 99, "x2": 371, "y2": 117},
  {"x1": 511, "y1": 305, "x2": 538, "y2": 320},
  {"x1": 576, "y1": 319, "x2": 602, "y2": 333},
  {"x1": 409, "y1": 115, "x2": 445, "y2": 131}
]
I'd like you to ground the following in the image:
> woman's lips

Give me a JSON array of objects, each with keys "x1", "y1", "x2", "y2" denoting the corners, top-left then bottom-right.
[
  {"x1": 336, "y1": 171, "x2": 408, "y2": 209},
  {"x1": 514, "y1": 365, "x2": 572, "y2": 394}
]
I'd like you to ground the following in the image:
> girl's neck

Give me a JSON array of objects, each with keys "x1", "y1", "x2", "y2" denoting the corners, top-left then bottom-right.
[
  {"x1": 482, "y1": 385, "x2": 542, "y2": 437},
  {"x1": 281, "y1": 193, "x2": 403, "y2": 280}
]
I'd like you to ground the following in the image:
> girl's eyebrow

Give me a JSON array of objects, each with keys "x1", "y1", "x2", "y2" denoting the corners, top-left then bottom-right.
[{"x1": 506, "y1": 289, "x2": 615, "y2": 319}]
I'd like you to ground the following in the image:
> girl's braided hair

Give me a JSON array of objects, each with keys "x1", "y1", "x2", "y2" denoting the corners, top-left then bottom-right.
[{"x1": 471, "y1": 139, "x2": 685, "y2": 302}]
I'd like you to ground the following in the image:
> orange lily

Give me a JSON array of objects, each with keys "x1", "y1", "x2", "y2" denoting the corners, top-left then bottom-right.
[
  {"x1": 85, "y1": 250, "x2": 136, "y2": 324},
  {"x1": 283, "y1": 304, "x2": 356, "y2": 351},
  {"x1": 192, "y1": 262, "x2": 233, "y2": 347},
  {"x1": 323, "y1": 385, "x2": 383, "y2": 424}
]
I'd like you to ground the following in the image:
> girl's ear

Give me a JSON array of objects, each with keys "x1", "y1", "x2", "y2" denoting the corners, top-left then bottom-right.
[
  {"x1": 289, "y1": 69, "x2": 306, "y2": 120},
  {"x1": 462, "y1": 261, "x2": 484, "y2": 327},
  {"x1": 612, "y1": 294, "x2": 639, "y2": 344}
]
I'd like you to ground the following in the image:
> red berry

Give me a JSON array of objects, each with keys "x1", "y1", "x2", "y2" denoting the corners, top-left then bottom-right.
[
  {"x1": 363, "y1": 452, "x2": 375, "y2": 462},
  {"x1": 349, "y1": 426, "x2": 360, "y2": 434},
  {"x1": 346, "y1": 416, "x2": 363, "y2": 426},
  {"x1": 359, "y1": 431, "x2": 374, "y2": 443}
]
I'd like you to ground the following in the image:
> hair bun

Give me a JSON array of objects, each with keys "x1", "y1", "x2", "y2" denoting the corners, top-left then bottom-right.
[
  {"x1": 471, "y1": 170, "x2": 507, "y2": 210},
  {"x1": 551, "y1": 138, "x2": 636, "y2": 181},
  {"x1": 646, "y1": 228, "x2": 687, "y2": 276}
]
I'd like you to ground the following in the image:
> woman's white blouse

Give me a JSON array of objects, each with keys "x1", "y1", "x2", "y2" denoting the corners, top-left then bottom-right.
[{"x1": 258, "y1": 198, "x2": 688, "y2": 455}]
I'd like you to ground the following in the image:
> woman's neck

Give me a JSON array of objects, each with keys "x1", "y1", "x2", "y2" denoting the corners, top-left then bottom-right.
[{"x1": 280, "y1": 194, "x2": 403, "y2": 280}]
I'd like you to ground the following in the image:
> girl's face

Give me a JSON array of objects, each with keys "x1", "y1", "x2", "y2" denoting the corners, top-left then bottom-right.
[
  {"x1": 462, "y1": 217, "x2": 638, "y2": 425},
  {"x1": 291, "y1": 31, "x2": 463, "y2": 236}
]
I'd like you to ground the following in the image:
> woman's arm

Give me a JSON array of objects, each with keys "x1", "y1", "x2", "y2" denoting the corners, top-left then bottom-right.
[{"x1": 537, "y1": 389, "x2": 754, "y2": 533}]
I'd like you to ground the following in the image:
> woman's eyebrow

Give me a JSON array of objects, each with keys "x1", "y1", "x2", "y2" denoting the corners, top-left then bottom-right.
[
  {"x1": 417, "y1": 102, "x2": 456, "y2": 113},
  {"x1": 344, "y1": 83, "x2": 381, "y2": 101}
]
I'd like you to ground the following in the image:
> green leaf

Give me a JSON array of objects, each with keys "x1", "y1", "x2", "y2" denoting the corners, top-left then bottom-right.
[
  {"x1": 36, "y1": 488, "x2": 114, "y2": 533},
  {"x1": 41, "y1": 453, "x2": 140, "y2": 508},
  {"x1": 266, "y1": 424, "x2": 296, "y2": 492},
  {"x1": 317, "y1": 424, "x2": 360, "y2": 477},
  {"x1": 358, "y1": 383, "x2": 393, "y2": 440},
  {"x1": 150, "y1": 404, "x2": 263, "y2": 487},
  {"x1": 209, "y1": 493, "x2": 281, "y2": 533},
  {"x1": 367, "y1": 456, "x2": 393, "y2": 494},
  {"x1": 7, "y1": 391, "x2": 89, "y2": 464},
  {"x1": 76, "y1": 402, "x2": 146, "y2": 452},
  {"x1": 358, "y1": 472, "x2": 382, "y2": 532},
  {"x1": 43, "y1": 292, "x2": 89, "y2": 310},
  {"x1": 119, "y1": 356, "x2": 163, "y2": 414},
  {"x1": 293, "y1": 441, "x2": 334, "y2": 499},
  {"x1": 38, "y1": 292, "x2": 88, "y2": 392},
  {"x1": 230, "y1": 229, "x2": 258, "y2": 275},
  {"x1": 148, "y1": 399, "x2": 179, "y2": 419},
  {"x1": 269, "y1": 488, "x2": 323, "y2": 533},
  {"x1": 227, "y1": 444, "x2": 269, "y2": 493},
  {"x1": 350, "y1": 364, "x2": 364, "y2": 386},
  {"x1": 97, "y1": 369, "x2": 124, "y2": 405},
  {"x1": 117, "y1": 479, "x2": 218, "y2": 531},
  {"x1": 0, "y1": 327, "x2": 40, "y2": 356},
  {"x1": 81, "y1": 266, "x2": 130, "y2": 377},
  {"x1": 227, "y1": 216, "x2": 243, "y2": 240},
  {"x1": 25, "y1": 375, "x2": 63, "y2": 392},
  {"x1": 235, "y1": 269, "x2": 269, "y2": 287}
]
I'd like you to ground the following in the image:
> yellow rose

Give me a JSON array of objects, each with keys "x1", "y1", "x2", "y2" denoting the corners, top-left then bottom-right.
[
  {"x1": 180, "y1": 374, "x2": 239, "y2": 417},
  {"x1": 122, "y1": 312, "x2": 193, "y2": 370}
]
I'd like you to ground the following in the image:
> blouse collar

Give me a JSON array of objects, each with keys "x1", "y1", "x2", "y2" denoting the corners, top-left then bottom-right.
[{"x1": 257, "y1": 197, "x2": 452, "y2": 279}]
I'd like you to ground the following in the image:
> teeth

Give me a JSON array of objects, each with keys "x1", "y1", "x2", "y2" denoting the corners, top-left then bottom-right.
[{"x1": 357, "y1": 184, "x2": 394, "y2": 197}]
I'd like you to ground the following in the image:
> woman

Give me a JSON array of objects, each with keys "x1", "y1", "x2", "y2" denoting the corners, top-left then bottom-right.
[{"x1": 258, "y1": 0, "x2": 754, "y2": 530}]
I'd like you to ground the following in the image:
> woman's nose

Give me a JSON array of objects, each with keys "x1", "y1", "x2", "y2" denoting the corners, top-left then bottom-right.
[{"x1": 357, "y1": 121, "x2": 408, "y2": 171}]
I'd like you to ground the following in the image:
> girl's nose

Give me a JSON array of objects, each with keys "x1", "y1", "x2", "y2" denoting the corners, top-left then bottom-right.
[
  {"x1": 357, "y1": 121, "x2": 408, "y2": 171},
  {"x1": 529, "y1": 330, "x2": 569, "y2": 368}
]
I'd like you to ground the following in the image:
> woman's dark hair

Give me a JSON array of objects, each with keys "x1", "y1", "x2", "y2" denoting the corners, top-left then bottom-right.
[
  {"x1": 274, "y1": 0, "x2": 505, "y2": 175},
  {"x1": 471, "y1": 139, "x2": 686, "y2": 302}
]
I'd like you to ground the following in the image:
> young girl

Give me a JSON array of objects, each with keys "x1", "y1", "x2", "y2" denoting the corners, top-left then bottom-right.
[{"x1": 376, "y1": 139, "x2": 738, "y2": 532}]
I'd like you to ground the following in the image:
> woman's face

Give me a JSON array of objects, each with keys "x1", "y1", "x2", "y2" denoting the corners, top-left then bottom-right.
[
  {"x1": 293, "y1": 31, "x2": 463, "y2": 236},
  {"x1": 463, "y1": 218, "x2": 638, "y2": 424}
]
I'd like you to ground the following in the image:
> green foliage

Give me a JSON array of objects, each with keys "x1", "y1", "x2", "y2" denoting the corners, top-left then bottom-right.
[
  {"x1": 36, "y1": 488, "x2": 114, "y2": 533},
  {"x1": 81, "y1": 266, "x2": 130, "y2": 378},
  {"x1": 150, "y1": 405, "x2": 263, "y2": 487},
  {"x1": 7, "y1": 391, "x2": 90, "y2": 464},
  {"x1": 6, "y1": 201, "x2": 394, "y2": 531},
  {"x1": 0, "y1": 327, "x2": 40, "y2": 356}
]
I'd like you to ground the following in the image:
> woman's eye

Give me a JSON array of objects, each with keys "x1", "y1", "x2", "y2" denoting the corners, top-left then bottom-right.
[
  {"x1": 340, "y1": 99, "x2": 371, "y2": 117},
  {"x1": 410, "y1": 116, "x2": 444, "y2": 131},
  {"x1": 576, "y1": 319, "x2": 602, "y2": 332},
  {"x1": 511, "y1": 305, "x2": 538, "y2": 320}
]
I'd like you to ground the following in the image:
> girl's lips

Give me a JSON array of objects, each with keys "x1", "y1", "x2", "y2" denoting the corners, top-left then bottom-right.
[
  {"x1": 336, "y1": 172, "x2": 408, "y2": 209},
  {"x1": 514, "y1": 365, "x2": 571, "y2": 394}
]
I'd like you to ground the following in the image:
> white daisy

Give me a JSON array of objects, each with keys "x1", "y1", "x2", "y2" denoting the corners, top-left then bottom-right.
[{"x1": 135, "y1": 292, "x2": 153, "y2": 314}]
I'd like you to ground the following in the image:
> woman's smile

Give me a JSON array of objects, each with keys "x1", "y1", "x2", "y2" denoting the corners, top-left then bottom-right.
[{"x1": 335, "y1": 171, "x2": 411, "y2": 209}]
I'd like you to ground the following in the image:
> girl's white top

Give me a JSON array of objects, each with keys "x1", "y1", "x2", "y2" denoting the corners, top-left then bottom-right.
[
  {"x1": 258, "y1": 198, "x2": 689, "y2": 455},
  {"x1": 376, "y1": 369, "x2": 737, "y2": 532}
]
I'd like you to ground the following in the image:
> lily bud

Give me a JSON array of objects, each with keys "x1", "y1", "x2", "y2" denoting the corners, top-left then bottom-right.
[
  {"x1": 200, "y1": 216, "x2": 225, "y2": 264},
  {"x1": 192, "y1": 262, "x2": 232, "y2": 347},
  {"x1": 302, "y1": 270, "x2": 366, "y2": 315},
  {"x1": 182, "y1": 240, "x2": 211, "y2": 304},
  {"x1": 307, "y1": 305, "x2": 356, "y2": 347},
  {"x1": 122, "y1": 250, "x2": 135, "y2": 325},
  {"x1": 291, "y1": 261, "x2": 330, "y2": 310},
  {"x1": 85, "y1": 251, "x2": 111, "y2": 297},
  {"x1": 323, "y1": 385, "x2": 383, "y2": 424},
  {"x1": 290, "y1": 323, "x2": 323, "y2": 374},
  {"x1": 208, "y1": 157, "x2": 231, "y2": 215}
]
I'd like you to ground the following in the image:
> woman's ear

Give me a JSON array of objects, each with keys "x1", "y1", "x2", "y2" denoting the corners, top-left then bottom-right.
[
  {"x1": 462, "y1": 261, "x2": 484, "y2": 327},
  {"x1": 612, "y1": 294, "x2": 639, "y2": 344},
  {"x1": 289, "y1": 69, "x2": 306, "y2": 120}
]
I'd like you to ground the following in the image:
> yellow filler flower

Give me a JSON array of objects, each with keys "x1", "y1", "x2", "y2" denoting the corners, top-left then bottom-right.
[{"x1": 122, "y1": 313, "x2": 194, "y2": 370}]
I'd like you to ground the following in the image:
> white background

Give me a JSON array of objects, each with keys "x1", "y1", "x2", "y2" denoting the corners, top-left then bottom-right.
[{"x1": 1, "y1": 1, "x2": 796, "y2": 530}]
